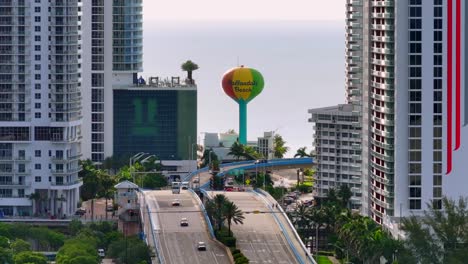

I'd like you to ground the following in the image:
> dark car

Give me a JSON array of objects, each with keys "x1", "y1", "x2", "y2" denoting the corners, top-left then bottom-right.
[{"x1": 75, "y1": 208, "x2": 86, "y2": 216}]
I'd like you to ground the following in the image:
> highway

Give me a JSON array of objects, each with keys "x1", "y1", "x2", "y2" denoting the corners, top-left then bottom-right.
[
  {"x1": 144, "y1": 190, "x2": 231, "y2": 264},
  {"x1": 207, "y1": 191, "x2": 298, "y2": 264}
]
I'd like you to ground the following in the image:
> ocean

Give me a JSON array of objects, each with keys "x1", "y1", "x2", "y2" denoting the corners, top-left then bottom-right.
[{"x1": 142, "y1": 20, "x2": 345, "y2": 157}]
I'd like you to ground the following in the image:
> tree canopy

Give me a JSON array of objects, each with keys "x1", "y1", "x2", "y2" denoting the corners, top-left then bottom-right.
[
  {"x1": 401, "y1": 197, "x2": 468, "y2": 264},
  {"x1": 273, "y1": 134, "x2": 289, "y2": 158}
]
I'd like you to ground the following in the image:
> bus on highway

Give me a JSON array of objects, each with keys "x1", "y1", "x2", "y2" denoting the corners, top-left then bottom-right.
[{"x1": 172, "y1": 182, "x2": 181, "y2": 194}]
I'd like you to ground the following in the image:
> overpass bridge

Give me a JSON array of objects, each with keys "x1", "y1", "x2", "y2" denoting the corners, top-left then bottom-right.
[{"x1": 141, "y1": 158, "x2": 316, "y2": 264}]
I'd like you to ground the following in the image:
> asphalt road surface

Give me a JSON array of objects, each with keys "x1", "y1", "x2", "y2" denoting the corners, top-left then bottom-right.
[
  {"x1": 209, "y1": 191, "x2": 298, "y2": 264},
  {"x1": 144, "y1": 190, "x2": 231, "y2": 264}
]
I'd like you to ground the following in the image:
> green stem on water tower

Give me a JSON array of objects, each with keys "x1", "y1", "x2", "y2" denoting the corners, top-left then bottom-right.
[{"x1": 239, "y1": 100, "x2": 247, "y2": 144}]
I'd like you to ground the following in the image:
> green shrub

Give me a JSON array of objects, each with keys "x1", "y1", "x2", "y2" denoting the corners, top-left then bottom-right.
[
  {"x1": 235, "y1": 256, "x2": 249, "y2": 263},
  {"x1": 219, "y1": 236, "x2": 236, "y2": 247},
  {"x1": 231, "y1": 249, "x2": 241, "y2": 255},
  {"x1": 317, "y1": 250, "x2": 334, "y2": 256},
  {"x1": 232, "y1": 252, "x2": 242, "y2": 259}
]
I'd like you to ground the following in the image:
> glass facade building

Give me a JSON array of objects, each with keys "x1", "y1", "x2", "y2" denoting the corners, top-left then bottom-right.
[{"x1": 113, "y1": 89, "x2": 197, "y2": 160}]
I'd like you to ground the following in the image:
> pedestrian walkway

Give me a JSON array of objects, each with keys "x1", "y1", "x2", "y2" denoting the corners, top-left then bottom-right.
[{"x1": 80, "y1": 199, "x2": 117, "y2": 222}]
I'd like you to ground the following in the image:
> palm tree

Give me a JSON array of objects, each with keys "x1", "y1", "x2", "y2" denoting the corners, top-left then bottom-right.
[
  {"x1": 243, "y1": 146, "x2": 262, "y2": 160},
  {"x1": 294, "y1": 147, "x2": 311, "y2": 158},
  {"x1": 181, "y1": 60, "x2": 199, "y2": 81},
  {"x1": 28, "y1": 192, "x2": 41, "y2": 215},
  {"x1": 201, "y1": 148, "x2": 218, "y2": 168},
  {"x1": 273, "y1": 134, "x2": 289, "y2": 158},
  {"x1": 228, "y1": 141, "x2": 245, "y2": 161},
  {"x1": 223, "y1": 201, "x2": 245, "y2": 235},
  {"x1": 213, "y1": 194, "x2": 228, "y2": 230},
  {"x1": 337, "y1": 185, "x2": 353, "y2": 209}
]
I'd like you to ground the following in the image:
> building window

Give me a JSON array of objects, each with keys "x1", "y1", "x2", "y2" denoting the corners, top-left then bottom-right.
[
  {"x1": 34, "y1": 164, "x2": 41, "y2": 170},
  {"x1": 35, "y1": 113, "x2": 41, "y2": 119},
  {"x1": 35, "y1": 150, "x2": 41, "y2": 157},
  {"x1": 34, "y1": 16, "x2": 41, "y2": 22},
  {"x1": 409, "y1": 199, "x2": 421, "y2": 210},
  {"x1": 35, "y1": 176, "x2": 41, "y2": 182},
  {"x1": 34, "y1": 7, "x2": 41, "y2": 12},
  {"x1": 35, "y1": 103, "x2": 41, "y2": 109}
]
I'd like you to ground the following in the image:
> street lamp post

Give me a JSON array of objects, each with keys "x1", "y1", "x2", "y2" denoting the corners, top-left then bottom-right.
[
  {"x1": 255, "y1": 160, "x2": 259, "y2": 187},
  {"x1": 208, "y1": 150, "x2": 213, "y2": 169},
  {"x1": 129, "y1": 152, "x2": 147, "y2": 183},
  {"x1": 330, "y1": 244, "x2": 350, "y2": 264}
]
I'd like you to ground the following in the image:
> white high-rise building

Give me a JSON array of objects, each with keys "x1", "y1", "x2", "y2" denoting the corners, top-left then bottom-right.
[
  {"x1": 309, "y1": 105, "x2": 363, "y2": 210},
  {"x1": 355, "y1": 0, "x2": 468, "y2": 233},
  {"x1": 81, "y1": 0, "x2": 143, "y2": 163},
  {"x1": 0, "y1": 0, "x2": 82, "y2": 217},
  {"x1": 312, "y1": 0, "x2": 468, "y2": 231}
]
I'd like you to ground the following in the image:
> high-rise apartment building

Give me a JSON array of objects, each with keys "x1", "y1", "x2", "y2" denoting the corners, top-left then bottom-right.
[
  {"x1": 0, "y1": 0, "x2": 82, "y2": 216},
  {"x1": 312, "y1": 0, "x2": 468, "y2": 231},
  {"x1": 309, "y1": 105, "x2": 362, "y2": 210},
  {"x1": 353, "y1": 0, "x2": 468, "y2": 233},
  {"x1": 308, "y1": 0, "x2": 365, "y2": 210},
  {"x1": 81, "y1": 0, "x2": 143, "y2": 163}
]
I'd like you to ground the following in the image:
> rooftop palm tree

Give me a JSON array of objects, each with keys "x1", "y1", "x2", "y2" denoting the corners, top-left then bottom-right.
[
  {"x1": 181, "y1": 60, "x2": 199, "y2": 81},
  {"x1": 223, "y1": 201, "x2": 245, "y2": 235}
]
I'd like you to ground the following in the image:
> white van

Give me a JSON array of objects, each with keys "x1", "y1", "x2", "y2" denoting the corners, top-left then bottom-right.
[
  {"x1": 181, "y1": 181, "x2": 189, "y2": 190},
  {"x1": 98, "y1": 248, "x2": 105, "y2": 257},
  {"x1": 172, "y1": 182, "x2": 181, "y2": 194}
]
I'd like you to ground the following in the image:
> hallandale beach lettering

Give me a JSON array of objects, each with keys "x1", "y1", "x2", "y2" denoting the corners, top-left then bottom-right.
[{"x1": 231, "y1": 80, "x2": 257, "y2": 92}]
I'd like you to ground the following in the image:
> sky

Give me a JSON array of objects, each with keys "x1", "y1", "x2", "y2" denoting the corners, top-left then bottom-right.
[
  {"x1": 141, "y1": 1, "x2": 346, "y2": 156},
  {"x1": 143, "y1": 0, "x2": 345, "y2": 21}
]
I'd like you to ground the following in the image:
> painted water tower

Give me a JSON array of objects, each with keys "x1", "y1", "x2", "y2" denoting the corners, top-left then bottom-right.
[{"x1": 222, "y1": 66, "x2": 264, "y2": 144}]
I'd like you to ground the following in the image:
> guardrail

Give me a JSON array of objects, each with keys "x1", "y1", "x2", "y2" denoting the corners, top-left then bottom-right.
[
  {"x1": 139, "y1": 191, "x2": 165, "y2": 264},
  {"x1": 253, "y1": 189, "x2": 317, "y2": 264},
  {"x1": 187, "y1": 188, "x2": 215, "y2": 238},
  {"x1": 145, "y1": 203, "x2": 165, "y2": 264}
]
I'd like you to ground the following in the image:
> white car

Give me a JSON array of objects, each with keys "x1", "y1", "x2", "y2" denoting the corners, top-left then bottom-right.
[
  {"x1": 172, "y1": 199, "x2": 181, "y2": 206},
  {"x1": 197, "y1": 241, "x2": 206, "y2": 251},
  {"x1": 180, "y1": 217, "x2": 189, "y2": 226},
  {"x1": 98, "y1": 248, "x2": 105, "y2": 257}
]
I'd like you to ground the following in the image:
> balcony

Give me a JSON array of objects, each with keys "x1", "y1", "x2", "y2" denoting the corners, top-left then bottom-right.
[
  {"x1": 51, "y1": 179, "x2": 82, "y2": 186},
  {"x1": 371, "y1": 184, "x2": 393, "y2": 197},
  {"x1": 370, "y1": 170, "x2": 393, "y2": 185},
  {"x1": 371, "y1": 103, "x2": 393, "y2": 114},
  {"x1": 371, "y1": 115, "x2": 394, "y2": 126},
  {"x1": 371, "y1": 70, "x2": 394, "y2": 79},
  {"x1": 371, "y1": 92, "x2": 394, "y2": 102},
  {"x1": 371, "y1": 12, "x2": 394, "y2": 19},
  {"x1": 51, "y1": 166, "x2": 82, "y2": 175},
  {"x1": 372, "y1": 58, "x2": 394, "y2": 67},
  {"x1": 371, "y1": 81, "x2": 394, "y2": 90},
  {"x1": 372, "y1": 1, "x2": 394, "y2": 7},
  {"x1": 371, "y1": 195, "x2": 393, "y2": 209},
  {"x1": 371, "y1": 138, "x2": 394, "y2": 150},
  {"x1": 371, "y1": 24, "x2": 394, "y2": 31},
  {"x1": 0, "y1": 181, "x2": 30, "y2": 187},
  {"x1": 371, "y1": 35, "x2": 394, "y2": 43},
  {"x1": 50, "y1": 155, "x2": 81, "y2": 163}
]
